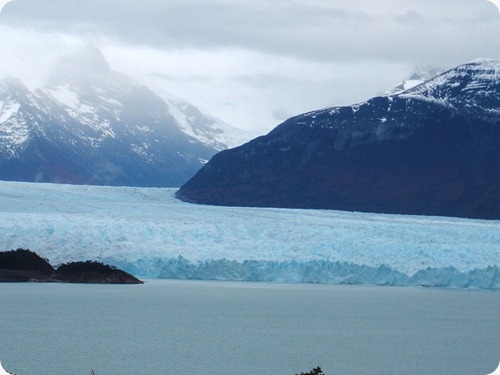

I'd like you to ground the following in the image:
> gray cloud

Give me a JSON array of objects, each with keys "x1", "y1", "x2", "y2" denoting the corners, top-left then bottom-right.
[
  {"x1": 1, "y1": 0, "x2": 499, "y2": 131},
  {"x1": 3, "y1": 0, "x2": 499, "y2": 65}
]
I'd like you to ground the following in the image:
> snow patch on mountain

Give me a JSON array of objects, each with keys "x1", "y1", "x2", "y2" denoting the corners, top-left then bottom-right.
[
  {"x1": 47, "y1": 84, "x2": 123, "y2": 136},
  {"x1": 0, "y1": 115, "x2": 29, "y2": 156},
  {"x1": 386, "y1": 66, "x2": 443, "y2": 95},
  {"x1": 0, "y1": 82, "x2": 31, "y2": 157},
  {"x1": 0, "y1": 101, "x2": 20, "y2": 124},
  {"x1": 46, "y1": 84, "x2": 80, "y2": 110}
]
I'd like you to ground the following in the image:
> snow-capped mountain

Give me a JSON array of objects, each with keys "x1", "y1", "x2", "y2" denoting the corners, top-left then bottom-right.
[
  {"x1": 167, "y1": 98, "x2": 256, "y2": 151},
  {"x1": 0, "y1": 47, "x2": 226, "y2": 187},
  {"x1": 177, "y1": 59, "x2": 500, "y2": 220},
  {"x1": 400, "y1": 59, "x2": 500, "y2": 118},
  {"x1": 385, "y1": 66, "x2": 442, "y2": 95}
]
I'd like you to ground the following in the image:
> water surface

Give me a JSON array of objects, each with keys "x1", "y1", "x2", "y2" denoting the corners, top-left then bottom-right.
[{"x1": 1, "y1": 280, "x2": 499, "y2": 375}]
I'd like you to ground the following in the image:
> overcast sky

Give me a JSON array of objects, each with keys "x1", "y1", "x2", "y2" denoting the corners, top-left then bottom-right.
[{"x1": 1, "y1": 0, "x2": 499, "y2": 133}]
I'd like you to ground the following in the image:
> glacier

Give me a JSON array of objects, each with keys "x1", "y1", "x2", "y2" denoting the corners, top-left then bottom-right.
[{"x1": 0, "y1": 181, "x2": 498, "y2": 289}]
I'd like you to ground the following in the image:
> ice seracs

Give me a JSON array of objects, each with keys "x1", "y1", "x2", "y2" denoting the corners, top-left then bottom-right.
[{"x1": 0, "y1": 181, "x2": 498, "y2": 289}]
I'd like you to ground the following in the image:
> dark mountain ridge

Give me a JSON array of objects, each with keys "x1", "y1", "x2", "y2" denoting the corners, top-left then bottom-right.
[{"x1": 177, "y1": 59, "x2": 500, "y2": 219}]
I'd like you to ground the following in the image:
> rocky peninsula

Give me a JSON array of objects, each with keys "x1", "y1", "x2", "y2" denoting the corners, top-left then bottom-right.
[{"x1": 0, "y1": 249, "x2": 143, "y2": 284}]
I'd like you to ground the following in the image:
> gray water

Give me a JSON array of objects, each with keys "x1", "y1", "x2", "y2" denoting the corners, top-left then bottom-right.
[{"x1": 1, "y1": 280, "x2": 499, "y2": 375}]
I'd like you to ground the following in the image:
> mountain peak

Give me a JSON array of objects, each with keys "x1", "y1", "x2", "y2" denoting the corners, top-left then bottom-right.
[
  {"x1": 402, "y1": 59, "x2": 500, "y2": 90},
  {"x1": 386, "y1": 66, "x2": 443, "y2": 95},
  {"x1": 166, "y1": 98, "x2": 256, "y2": 150},
  {"x1": 396, "y1": 59, "x2": 500, "y2": 119},
  {"x1": 469, "y1": 57, "x2": 499, "y2": 65},
  {"x1": 446, "y1": 58, "x2": 500, "y2": 76},
  {"x1": 62, "y1": 45, "x2": 111, "y2": 75}
]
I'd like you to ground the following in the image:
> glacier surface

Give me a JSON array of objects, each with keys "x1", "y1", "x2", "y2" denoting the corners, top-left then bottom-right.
[{"x1": 0, "y1": 181, "x2": 498, "y2": 289}]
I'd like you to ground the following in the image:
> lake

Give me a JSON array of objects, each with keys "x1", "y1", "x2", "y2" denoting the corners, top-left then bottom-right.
[{"x1": 1, "y1": 280, "x2": 499, "y2": 375}]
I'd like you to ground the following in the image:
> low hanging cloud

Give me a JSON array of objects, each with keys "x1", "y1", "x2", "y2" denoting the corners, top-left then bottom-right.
[{"x1": 1, "y1": 0, "x2": 499, "y2": 131}]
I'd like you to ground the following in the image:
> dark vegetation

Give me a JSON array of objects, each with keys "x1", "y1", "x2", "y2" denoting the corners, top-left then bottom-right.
[
  {"x1": 296, "y1": 367, "x2": 325, "y2": 375},
  {"x1": 0, "y1": 248, "x2": 53, "y2": 274},
  {"x1": 0, "y1": 249, "x2": 142, "y2": 284},
  {"x1": 56, "y1": 260, "x2": 141, "y2": 284}
]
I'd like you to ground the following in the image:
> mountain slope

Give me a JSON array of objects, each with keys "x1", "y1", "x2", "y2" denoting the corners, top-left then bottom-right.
[
  {"x1": 0, "y1": 48, "x2": 218, "y2": 187},
  {"x1": 166, "y1": 98, "x2": 256, "y2": 151},
  {"x1": 177, "y1": 59, "x2": 500, "y2": 219}
]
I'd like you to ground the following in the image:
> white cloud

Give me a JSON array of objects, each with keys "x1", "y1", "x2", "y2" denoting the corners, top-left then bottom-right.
[
  {"x1": 101, "y1": 44, "x2": 411, "y2": 132},
  {"x1": 0, "y1": 25, "x2": 87, "y2": 89}
]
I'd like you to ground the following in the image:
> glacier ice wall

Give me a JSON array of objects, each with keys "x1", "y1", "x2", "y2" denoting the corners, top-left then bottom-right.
[
  {"x1": 0, "y1": 181, "x2": 498, "y2": 289},
  {"x1": 109, "y1": 257, "x2": 500, "y2": 289}
]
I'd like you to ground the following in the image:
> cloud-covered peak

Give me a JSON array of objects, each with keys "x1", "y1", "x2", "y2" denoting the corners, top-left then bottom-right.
[{"x1": 47, "y1": 45, "x2": 111, "y2": 86}]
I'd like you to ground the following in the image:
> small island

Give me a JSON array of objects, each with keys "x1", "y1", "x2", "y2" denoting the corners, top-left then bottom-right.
[{"x1": 0, "y1": 249, "x2": 143, "y2": 284}]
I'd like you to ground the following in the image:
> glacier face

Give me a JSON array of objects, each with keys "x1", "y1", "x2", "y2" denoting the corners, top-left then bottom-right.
[{"x1": 0, "y1": 181, "x2": 499, "y2": 289}]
